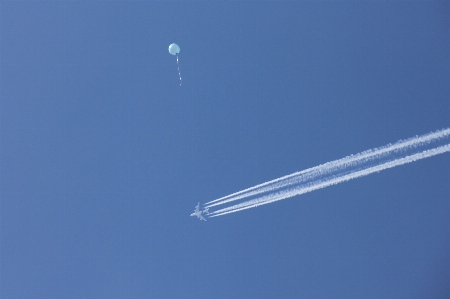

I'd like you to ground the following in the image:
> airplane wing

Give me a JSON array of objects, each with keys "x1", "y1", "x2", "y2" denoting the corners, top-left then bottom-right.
[
  {"x1": 198, "y1": 214, "x2": 207, "y2": 221},
  {"x1": 194, "y1": 202, "x2": 200, "y2": 213}
]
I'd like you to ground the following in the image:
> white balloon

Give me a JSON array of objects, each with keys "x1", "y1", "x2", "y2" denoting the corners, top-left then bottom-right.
[
  {"x1": 168, "y1": 43, "x2": 180, "y2": 55},
  {"x1": 168, "y1": 43, "x2": 182, "y2": 85}
]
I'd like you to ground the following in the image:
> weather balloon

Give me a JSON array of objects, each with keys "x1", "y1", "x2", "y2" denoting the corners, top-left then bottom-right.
[
  {"x1": 168, "y1": 43, "x2": 180, "y2": 55},
  {"x1": 168, "y1": 43, "x2": 182, "y2": 85}
]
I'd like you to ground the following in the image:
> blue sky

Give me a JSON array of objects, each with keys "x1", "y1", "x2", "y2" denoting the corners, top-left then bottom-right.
[{"x1": 1, "y1": 2, "x2": 449, "y2": 298}]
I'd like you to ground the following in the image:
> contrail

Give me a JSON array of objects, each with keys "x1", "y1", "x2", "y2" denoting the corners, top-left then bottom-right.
[
  {"x1": 205, "y1": 128, "x2": 450, "y2": 217},
  {"x1": 209, "y1": 143, "x2": 450, "y2": 217},
  {"x1": 205, "y1": 128, "x2": 450, "y2": 209}
]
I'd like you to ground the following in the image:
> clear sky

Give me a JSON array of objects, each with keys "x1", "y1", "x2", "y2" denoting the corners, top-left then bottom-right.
[{"x1": 1, "y1": 2, "x2": 449, "y2": 298}]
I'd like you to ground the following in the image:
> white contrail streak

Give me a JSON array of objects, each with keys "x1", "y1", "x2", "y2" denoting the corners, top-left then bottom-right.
[
  {"x1": 205, "y1": 128, "x2": 450, "y2": 217},
  {"x1": 209, "y1": 143, "x2": 450, "y2": 217},
  {"x1": 206, "y1": 128, "x2": 450, "y2": 209}
]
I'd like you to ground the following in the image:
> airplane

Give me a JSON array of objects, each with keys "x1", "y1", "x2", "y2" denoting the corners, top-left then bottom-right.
[{"x1": 190, "y1": 202, "x2": 207, "y2": 221}]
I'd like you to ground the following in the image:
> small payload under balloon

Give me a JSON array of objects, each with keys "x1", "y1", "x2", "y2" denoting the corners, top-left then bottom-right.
[{"x1": 168, "y1": 43, "x2": 182, "y2": 85}]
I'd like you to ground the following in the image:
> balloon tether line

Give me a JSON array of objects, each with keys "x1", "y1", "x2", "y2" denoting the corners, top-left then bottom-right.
[{"x1": 176, "y1": 54, "x2": 182, "y2": 86}]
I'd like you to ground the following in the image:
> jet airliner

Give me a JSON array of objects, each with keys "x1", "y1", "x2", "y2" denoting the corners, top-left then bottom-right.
[{"x1": 191, "y1": 202, "x2": 207, "y2": 221}]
